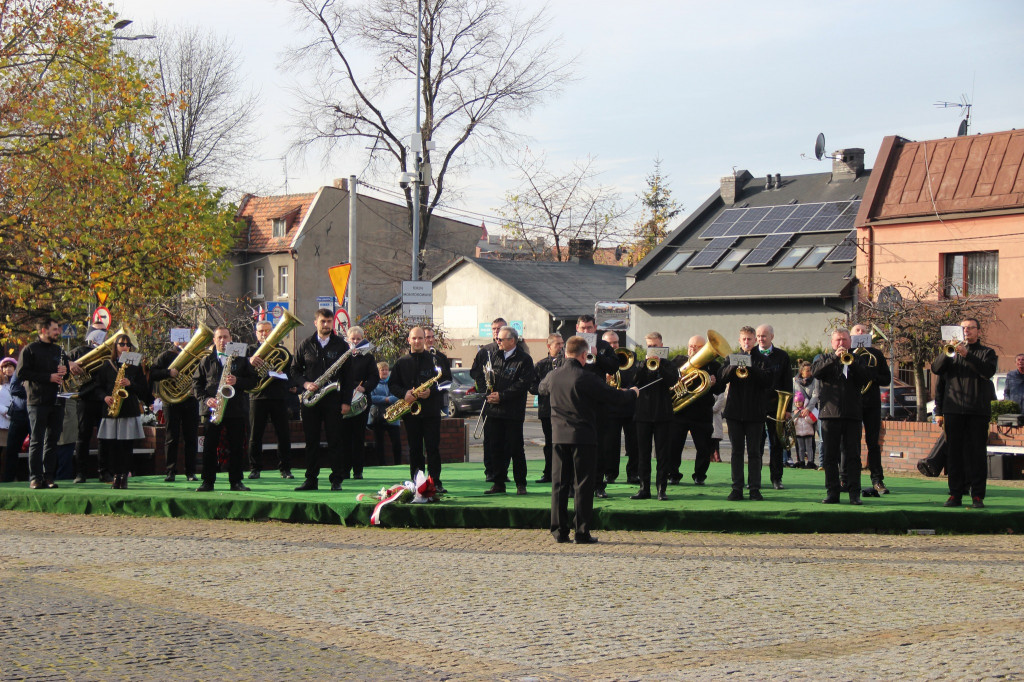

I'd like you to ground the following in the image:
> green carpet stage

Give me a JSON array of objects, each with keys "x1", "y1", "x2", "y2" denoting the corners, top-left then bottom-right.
[{"x1": 2, "y1": 462, "x2": 1022, "y2": 533}]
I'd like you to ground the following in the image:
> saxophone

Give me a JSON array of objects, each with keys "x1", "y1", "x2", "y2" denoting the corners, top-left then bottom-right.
[
  {"x1": 385, "y1": 365, "x2": 444, "y2": 421},
  {"x1": 300, "y1": 347, "x2": 354, "y2": 407},
  {"x1": 210, "y1": 354, "x2": 238, "y2": 425},
  {"x1": 107, "y1": 360, "x2": 130, "y2": 417}
]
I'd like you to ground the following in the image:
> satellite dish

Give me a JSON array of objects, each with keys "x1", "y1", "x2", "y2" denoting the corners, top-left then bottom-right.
[
  {"x1": 814, "y1": 133, "x2": 826, "y2": 161},
  {"x1": 957, "y1": 119, "x2": 969, "y2": 137}
]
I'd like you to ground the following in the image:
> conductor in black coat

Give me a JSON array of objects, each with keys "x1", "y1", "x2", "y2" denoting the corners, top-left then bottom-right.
[
  {"x1": 811, "y1": 328, "x2": 870, "y2": 505},
  {"x1": 539, "y1": 335, "x2": 638, "y2": 544}
]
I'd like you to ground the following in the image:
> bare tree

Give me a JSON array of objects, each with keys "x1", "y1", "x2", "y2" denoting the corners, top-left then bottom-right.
[
  {"x1": 497, "y1": 151, "x2": 631, "y2": 261},
  {"x1": 285, "y1": 0, "x2": 574, "y2": 274},
  {"x1": 142, "y1": 24, "x2": 261, "y2": 191}
]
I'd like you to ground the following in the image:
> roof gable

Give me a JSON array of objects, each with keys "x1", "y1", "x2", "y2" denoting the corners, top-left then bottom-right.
[{"x1": 236, "y1": 192, "x2": 317, "y2": 253}]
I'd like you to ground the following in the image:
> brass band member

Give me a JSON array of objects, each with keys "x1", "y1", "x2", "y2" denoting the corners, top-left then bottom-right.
[
  {"x1": 470, "y1": 317, "x2": 506, "y2": 483},
  {"x1": 247, "y1": 320, "x2": 295, "y2": 480},
  {"x1": 390, "y1": 326, "x2": 452, "y2": 492},
  {"x1": 850, "y1": 323, "x2": 892, "y2": 494},
  {"x1": 529, "y1": 333, "x2": 565, "y2": 485},
  {"x1": 811, "y1": 328, "x2": 870, "y2": 505},
  {"x1": 669, "y1": 334, "x2": 720, "y2": 487},
  {"x1": 194, "y1": 327, "x2": 257, "y2": 492},
  {"x1": 631, "y1": 332, "x2": 679, "y2": 501},
  {"x1": 95, "y1": 334, "x2": 147, "y2": 489},
  {"x1": 70, "y1": 326, "x2": 112, "y2": 483},
  {"x1": 931, "y1": 318, "x2": 996, "y2": 509},
  {"x1": 292, "y1": 309, "x2": 350, "y2": 491},
  {"x1": 755, "y1": 324, "x2": 793, "y2": 490},
  {"x1": 716, "y1": 326, "x2": 771, "y2": 501},
  {"x1": 151, "y1": 335, "x2": 197, "y2": 482},
  {"x1": 480, "y1": 326, "x2": 533, "y2": 495},
  {"x1": 424, "y1": 328, "x2": 449, "y2": 414},
  {"x1": 598, "y1": 330, "x2": 638, "y2": 496},
  {"x1": 338, "y1": 325, "x2": 378, "y2": 480}
]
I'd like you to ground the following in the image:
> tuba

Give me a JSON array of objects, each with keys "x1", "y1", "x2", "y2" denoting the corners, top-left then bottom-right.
[
  {"x1": 62, "y1": 326, "x2": 135, "y2": 396},
  {"x1": 609, "y1": 348, "x2": 635, "y2": 388},
  {"x1": 156, "y1": 324, "x2": 214, "y2": 404},
  {"x1": 247, "y1": 309, "x2": 304, "y2": 395},
  {"x1": 772, "y1": 390, "x2": 794, "y2": 449},
  {"x1": 671, "y1": 329, "x2": 732, "y2": 413}
]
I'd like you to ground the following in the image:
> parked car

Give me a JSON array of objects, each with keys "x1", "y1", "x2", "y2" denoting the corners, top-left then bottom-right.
[
  {"x1": 880, "y1": 379, "x2": 917, "y2": 420},
  {"x1": 448, "y1": 368, "x2": 485, "y2": 417}
]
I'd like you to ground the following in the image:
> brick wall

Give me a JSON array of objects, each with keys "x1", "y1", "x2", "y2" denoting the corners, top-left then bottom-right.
[{"x1": 865, "y1": 420, "x2": 1024, "y2": 473}]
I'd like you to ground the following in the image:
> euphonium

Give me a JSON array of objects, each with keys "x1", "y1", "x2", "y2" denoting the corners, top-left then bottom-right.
[
  {"x1": 62, "y1": 326, "x2": 134, "y2": 396},
  {"x1": 645, "y1": 356, "x2": 660, "y2": 371},
  {"x1": 156, "y1": 324, "x2": 214, "y2": 404},
  {"x1": 735, "y1": 365, "x2": 749, "y2": 379},
  {"x1": 107, "y1": 360, "x2": 130, "y2": 417},
  {"x1": 210, "y1": 352, "x2": 238, "y2": 425},
  {"x1": 385, "y1": 365, "x2": 444, "y2": 421},
  {"x1": 671, "y1": 329, "x2": 732, "y2": 413},
  {"x1": 773, "y1": 390, "x2": 794, "y2": 448},
  {"x1": 615, "y1": 348, "x2": 635, "y2": 371},
  {"x1": 247, "y1": 309, "x2": 304, "y2": 395}
]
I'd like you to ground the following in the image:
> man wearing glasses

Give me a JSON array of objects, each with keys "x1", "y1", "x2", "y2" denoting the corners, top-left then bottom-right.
[
  {"x1": 482, "y1": 326, "x2": 534, "y2": 495},
  {"x1": 931, "y1": 318, "x2": 996, "y2": 509},
  {"x1": 471, "y1": 317, "x2": 507, "y2": 483}
]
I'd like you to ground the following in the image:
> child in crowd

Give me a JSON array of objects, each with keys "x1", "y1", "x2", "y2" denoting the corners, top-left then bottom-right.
[{"x1": 792, "y1": 392, "x2": 817, "y2": 468}]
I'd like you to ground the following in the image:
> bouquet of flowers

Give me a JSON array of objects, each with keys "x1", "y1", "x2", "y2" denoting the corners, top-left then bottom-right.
[{"x1": 359, "y1": 471, "x2": 442, "y2": 526}]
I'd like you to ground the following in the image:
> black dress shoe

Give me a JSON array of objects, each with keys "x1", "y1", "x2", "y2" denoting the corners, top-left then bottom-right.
[
  {"x1": 849, "y1": 498, "x2": 863, "y2": 505},
  {"x1": 330, "y1": 483, "x2": 343, "y2": 491},
  {"x1": 280, "y1": 470, "x2": 294, "y2": 479},
  {"x1": 692, "y1": 478, "x2": 705, "y2": 486},
  {"x1": 247, "y1": 471, "x2": 260, "y2": 480},
  {"x1": 727, "y1": 490, "x2": 743, "y2": 501},
  {"x1": 668, "y1": 476, "x2": 682, "y2": 485},
  {"x1": 484, "y1": 485, "x2": 506, "y2": 495},
  {"x1": 821, "y1": 496, "x2": 840, "y2": 504},
  {"x1": 435, "y1": 485, "x2": 448, "y2": 494},
  {"x1": 164, "y1": 474, "x2": 175, "y2": 483},
  {"x1": 196, "y1": 482, "x2": 214, "y2": 492},
  {"x1": 43, "y1": 479, "x2": 58, "y2": 489},
  {"x1": 352, "y1": 474, "x2": 363, "y2": 480},
  {"x1": 575, "y1": 534, "x2": 598, "y2": 544},
  {"x1": 295, "y1": 480, "x2": 318, "y2": 491},
  {"x1": 630, "y1": 489, "x2": 651, "y2": 500},
  {"x1": 73, "y1": 475, "x2": 86, "y2": 484},
  {"x1": 749, "y1": 489, "x2": 764, "y2": 501},
  {"x1": 626, "y1": 477, "x2": 641, "y2": 485},
  {"x1": 28, "y1": 479, "x2": 42, "y2": 489},
  {"x1": 554, "y1": 534, "x2": 571, "y2": 544},
  {"x1": 969, "y1": 497, "x2": 985, "y2": 509},
  {"x1": 536, "y1": 476, "x2": 552, "y2": 484},
  {"x1": 657, "y1": 490, "x2": 668, "y2": 501},
  {"x1": 772, "y1": 481, "x2": 784, "y2": 490},
  {"x1": 516, "y1": 485, "x2": 527, "y2": 495},
  {"x1": 230, "y1": 482, "x2": 251, "y2": 492},
  {"x1": 944, "y1": 496, "x2": 962, "y2": 507},
  {"x1": 594, "y1": 489, "x2": 608, "y2": 499},
  {"x1": 186, "y1": 475, "x2": 199, "y2": 482}
]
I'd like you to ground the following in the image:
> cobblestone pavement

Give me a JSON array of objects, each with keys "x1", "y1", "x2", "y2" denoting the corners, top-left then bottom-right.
[{"x1": 1, "y1": 511, "x2": 1023, "y2": 681}]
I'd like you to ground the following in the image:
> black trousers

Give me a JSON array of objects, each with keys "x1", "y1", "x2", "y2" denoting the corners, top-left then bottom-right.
[
  {"x1": 104, "y1": 438, "x2": 135, "y2": 476},
  {"x1": 944, "y1": 412, "x2": 989, "y2": 500},
  {"x1": 761, "y1": 419, "x2": 786, "y2": 483},
  {"x1": 671, "y1": 418, "x2": 714, "y2": 483},
  {"x1": 599, "y1": 416, "x2": 636, "y2": 486},
  {"x1": 551, "y1": 443, "x2": 597, "y2": 539},
  {"x1": 482, "y1": 406, "x2": 496, "y2": 481},
  {"x1": 339, "y1": 410, "x2": 369, "y2": 477},
  {"x1": 821, "y1": 418, "x2": 862, "y2": 499},
  {"x1": 2, "y1": 411, "x2": 30, "y2": 482},
  {"x1": 485, "y1": 416, "x2": 526, "y2": 487},
  {"x1": 301, "y1": 398, "x2": 343, "y2": 485},
  {"x1": 634, "y1": 420, "x2": 671, "y2": 489},
  {"x1": 372, "y1": 419, "x2": 402, "y2": 465},
  {"x1": 404, "y1": 414, "x2": 441, "y2": 482},
  {"x1": 727, "y1": 418, "x2": 764, "y2": 492},
  {"x1": 862, "y1": 405, "x2": 884, "y2": 484},
  {"x1": 201, "y1": 416, "x2": 246, "y2": 486},
  {"x1": 539, "y1": 416, "x2": 552, "y2": 479},
  {"x1": 27, "y1": 401, "x2": 64, "y2": 482},
  {"x1": 248, "y1": 398, "x2": 291, "y2": 473},
  {"x1": 164, "y1": 398, "x2": 198, "y2": 477},
  {"x1": 74, "y1": 399, "x2": 109, "y2": 479}
]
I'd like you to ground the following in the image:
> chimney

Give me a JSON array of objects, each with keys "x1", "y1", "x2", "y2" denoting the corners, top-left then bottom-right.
[
  {"x1": 832, "y1": 149, "x2": 865, "y2": 181},
  {"x1": 764, "y1": 174, "x2": 774, "y2": 190},
  {"x1": 333, "y1": 177, "x2": 349, "y2": 191},
  {"x1": 775, "y1": 173, "x2": 782, "y2": 189},
  {"x1": 568, "y1": 238, "x2": 594, "y2": 265},
  {"x1": 720, "y1": 170, "x2": 753, "y2": 205}
]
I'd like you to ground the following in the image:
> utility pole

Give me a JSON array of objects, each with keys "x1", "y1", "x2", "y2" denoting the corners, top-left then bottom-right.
[{"x1": 348, "y1": 175, "x2": 358, "y2": 321}]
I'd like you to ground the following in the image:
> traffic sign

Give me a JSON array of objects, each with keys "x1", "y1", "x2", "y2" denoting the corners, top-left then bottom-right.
[
  {"x1": 334, "y1": 308, "x2": 350, "y2": 334},
  {"x1": 61, "y1": 323, "x2": 77, "y2": 340},
  {"x1": 402, "y1": 303, "x2": 433, "y2": 320},
  {"x1": 401, "y1": 280, "x2": 432, "y2": 303},
  {"x1": 92, "y1": 306, "x2": 111, "y2": 329}
]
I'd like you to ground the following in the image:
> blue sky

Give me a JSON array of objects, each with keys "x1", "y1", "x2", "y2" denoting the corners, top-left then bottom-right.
[{"x1": 115, "y1": 0, "x2": 1024, "y2": 233}]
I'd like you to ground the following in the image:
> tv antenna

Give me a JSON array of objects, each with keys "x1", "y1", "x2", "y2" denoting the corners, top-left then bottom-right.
[{"x1": 934, "y1": 95, "x2": 972, "y2": 136}]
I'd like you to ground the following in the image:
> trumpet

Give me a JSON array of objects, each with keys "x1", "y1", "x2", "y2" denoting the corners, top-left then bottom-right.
[
  {"x1": 585, "y1": 351, "x2": 596, "y2": 364},
  {"x1": 645, "y1": 356, "x2": 660, "y2": 371},
  {"x1": 839, "y1": 350, "x2": 854, "y2": 365},
  {"x1": 943, "y1": 342, "x2": 958, "y2": 357},
  {"x1": 735, "y1": 365, "x2": 749, "y2": 379}
]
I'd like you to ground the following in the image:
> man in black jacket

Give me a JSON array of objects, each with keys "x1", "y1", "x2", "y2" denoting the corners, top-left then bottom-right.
[
  {"x1": 291, "y1": 309, "x2": 350, "y2": 491},
  {"x1": 716, "y1": 326, "x2": 772, "y2": 501},
  {"x1": 19, "y1": 317, "x2": 80, "y2": 489},
  {"x1": 529, "y1": 333, "x2": 565, "y2": 484},
  {"x1": 850, "y1": 323, "x2": 893, "y2": 494},
  {"x1": 598, "y1": 330, "x2": 638, "y2": 494},
  {"x1": 811, "y1": 328, "x2": 870, "y2": 505},
  {"x1": 246, "y1": 320, "x2": 295, "y2": 480},
  {"x1": 338, "y1": 325, "x2": 378, "y2": 480},
  {"x1": 70, "y1": 328, "x2": 112, "y2": 483},
  {"x1": 194, "y1": 327, "x2": 257, "y2": 492},
  {"x1": 631, "y1": 332, "x2": 679, "y2": 501},
  {"x1": 471, "y1": 317, "x2": 506, "y2": 483},
  {"x1": 931, "y1": 317, "x2": 997, "y2": 509},
  {"x1": 539, "y1": 335, "x2": 638, "y2": 544},
  {"x1": 390, "y1": 326, "x2": 451, "y2": 491},
  {"x1": 151, "y1": 335, "x2": 195, "y2": 482},
  {"x1": 669, "y1": 334, "x2": 722, "y2": 487},
  {"x1": 755, "y1": 324, "x2": 793, "y2": 490},
  {"x1": 480, "y1": 326, "x2": 534, "y2": 495}
]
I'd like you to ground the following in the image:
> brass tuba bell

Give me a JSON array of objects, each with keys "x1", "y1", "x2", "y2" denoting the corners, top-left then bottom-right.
[
  {"x1": 156, "y1": 324, "x2": 214, "y2": 404},
  {"x1": 247, "y1": 308, "x2": 304, "y2": 395},
  {"x1": 671, "y1": 329, "x2": 732, "y2": 413}
]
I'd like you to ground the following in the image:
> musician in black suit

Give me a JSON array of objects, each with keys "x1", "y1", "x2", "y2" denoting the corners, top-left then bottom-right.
[
  {"x1": 151, "y1": 336, "x2": 197, "y2": 482},
  {"x1": 539, "y1": 335, "x2": 638, "y2": 544},
  {"x1": 480, "y1": 326, "x2": 534, "y2": 495},
  {"x1": 755, "y1": 324, "x2": 793, "y2": 490},
  {"x1": 470, "y1": 316, "x2": 506, "y2": 483},
  {"x1": 70, "y1": 328, "x2": 112, "y2": 483},
  {"x1": 811, "y1": 328, "x2": 870, "y2": 505},
  {"x1": 529, "y1": 333, "x2": 565, "y2": 484},
  {"x1": 390, "y1": 326, "x2": 452, "y2": 491},
  {"x1": 338, "y1": 325, "x2": 378, "y2": 480},
  {"x1": 246, "y1": 320, "x2": 295, "y2": 480},
  {"x1": 931, "y1": 317, "x2": 997, "y2": 509},
  {"x1": 597, "y1": 330, "x2": 638, "y2": 495},
  {"x1": 291, "y1": 308, "x2": 350, "y2": 491},
  {"x1": 715, "y1": 326, "x2": 772, "y2": 501},
  {"x1": 194, "y1": 326, "x2": 257, "y2": 492},
  {"x1": 669, "y1": 334, "x2": 721, "y2": 487},
  {"x1": 631, "y1": 332, "x2": 680, "y2": 501},
  {"x1": 850, "y1": 323, "x2": 892, "y2": 494}
]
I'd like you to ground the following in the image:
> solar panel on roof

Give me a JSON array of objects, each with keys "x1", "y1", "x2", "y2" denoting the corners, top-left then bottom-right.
[
  {"x1": 749, "y1": 219, "x2": 780, "y2": 236},
  {"x1": 778, "y1": 217, "x2": 807, "y2": 233},
  {"x1": 742, "y1": 207, "x2": 772, "y2": 221},
  {"x1": 700, "y1": 222, "x2": 732, "y2": 239},
  {"x1": 825, "y1": 232, "x2": 858, "y2": 262},
  {"x1": 742, "y1": 233, "x2": 792, "y2": 266},
  {"x1": 801, "y1": 214, "x2": 836, "y2": 232},
  {"x1": 766, "y1": 205, "x2": 796, "y2": 220},
  {"x1": 828, "y1": 214, "x2": 855, "y2": 231},
  {"x1": 706, "y1": 236, "x2": 737, "y2": 250},
  {"x1": 841, "y1": 201, "x2": 860, "y2": 216},
  {"x1": 790, "y1": 203, "x2": 822, "y2": 219},
  {"x1": 725, "y1": 222, "x2": 750, "y2": 237},
  {"x1": 816, "y1": 203, "x2": 841, "y2": 217},
  {"x1": 688, "y1": 248, "x2": 729, "y2": 268},
  {"x1": 715, "y1": 208, "x2": 746, "y2": 224}
]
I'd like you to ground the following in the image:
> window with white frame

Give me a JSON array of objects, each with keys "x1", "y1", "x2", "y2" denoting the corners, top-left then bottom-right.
[
  {"x1": 255, "y1": 267, "x2": 264, "y2": 297},
  {"x1": 278, "y1": 266, "x2": 289, "y2": 297},
  {"x1": 942, "y1": 251, "x2": 998, "y2": 298},
  {"x1": 273, "y1": 218, "x2": 286, "y2": 238}
]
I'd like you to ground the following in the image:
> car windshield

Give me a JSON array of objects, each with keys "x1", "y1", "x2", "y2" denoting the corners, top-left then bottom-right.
[{"x1": 452, "y1": 369, "x2": 473, "y2": 385}]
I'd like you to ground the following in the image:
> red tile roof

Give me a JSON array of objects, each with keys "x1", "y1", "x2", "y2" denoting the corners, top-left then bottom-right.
[
  {"x1": 235, "y1": 192, "x2": 317, "y2": 253},
  {"x1": 859, "y1": 130, "x2": 1024, "y2": 223}
]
